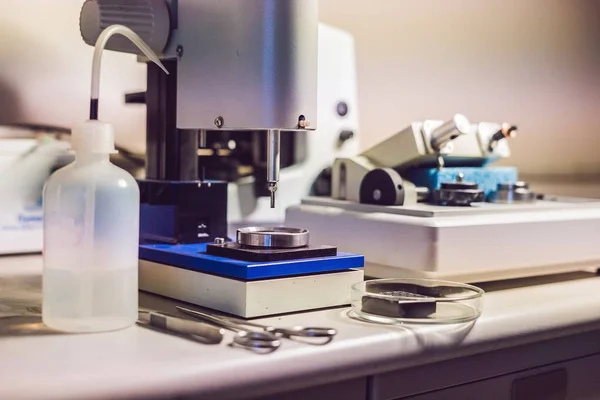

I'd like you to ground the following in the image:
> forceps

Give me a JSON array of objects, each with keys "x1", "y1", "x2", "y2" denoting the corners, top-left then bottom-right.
[{"x1": 176, "y1": 306, "x2": 337, "y2": 350}]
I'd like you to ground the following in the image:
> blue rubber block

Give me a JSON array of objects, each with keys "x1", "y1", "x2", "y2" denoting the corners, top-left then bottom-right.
[
  {"x1": 404, "y1": 166, "x2": 518, "y2": 197},
  {"x1": 139, "y1": 243, "x2": 364, "y2": 280}
]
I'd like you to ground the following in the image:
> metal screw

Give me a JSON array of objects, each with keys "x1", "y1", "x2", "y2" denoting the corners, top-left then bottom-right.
[
  {"x1": 457, "y1": 172, "x2": 464, "y2": 182},
  {"x1": 214, "y1": 116, "x2": 224, "y2": 128},
  {"x1": 373, "y1": 189, "x2": 382, "y2": 201},
  {"x1": 297, "y1": 115, "x2": 310, "y2": 129},
  {"x1": 214, "y1": 237, "x2": 225, "y2": 245},
  {"x1": 176, "y1": 45, "x2": 184, "y2": 57},
  {"x1": 298, "y1": 120, "x2": 310, "y2": 128}
]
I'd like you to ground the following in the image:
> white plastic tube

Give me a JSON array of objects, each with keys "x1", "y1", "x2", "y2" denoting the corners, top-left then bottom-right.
[{"x1": 90, "y1": 24, "x2": 169, "y2": 118}]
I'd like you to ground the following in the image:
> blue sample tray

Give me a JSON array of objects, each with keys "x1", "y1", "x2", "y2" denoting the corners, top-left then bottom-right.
[
  {"x1": 404, "y1": 166, "x2": 518, "y2": 197},
  {"x1": 139, "y1": 243, "x2": 364, "y2": 280}
]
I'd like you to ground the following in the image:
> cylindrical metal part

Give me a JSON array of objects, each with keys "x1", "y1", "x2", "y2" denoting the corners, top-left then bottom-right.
[
  {"x1": 80, "y1": 0, "x2": 171, "y2": 54},
  {"x1": 490, "y1": 182, "x2": 535, "y2": 204},
  {"x1": 267, "y1": 129, "x2": 281, "y2": 184},
  {"x1": 433, "y1": 175, "x2": 484, "y2": 206},
  {"x1": 359, "y1": 168, "x2": 405, "y2": 206},
  {"x1": 267, "y1": 129, "x2": 280, "y2": 207},
  {"x1": 497, "y1": 181, "x2": 528, "y2": 191},
  {"x1": 237, "y1": 227, "x2": 309, "y2": 248},
  {"x1": 199, "y1": 129, "x2": 207, "y2": 148},
  {"x1": 430, "y1": 114, "x2": 471, "y2": 151}
]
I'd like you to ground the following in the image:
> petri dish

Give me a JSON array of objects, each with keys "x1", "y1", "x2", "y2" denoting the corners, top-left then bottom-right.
[{"x1": 351, "y1": 278, "x2": 484, "y2": 324}]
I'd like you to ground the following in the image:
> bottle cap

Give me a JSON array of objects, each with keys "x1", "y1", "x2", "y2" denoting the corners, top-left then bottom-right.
[{"x1": 71, "y1": 120, "x2": 117, "y2": 154}]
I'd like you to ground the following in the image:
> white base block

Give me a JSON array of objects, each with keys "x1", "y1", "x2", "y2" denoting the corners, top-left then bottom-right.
[
  {"x1": 286, "y1": 197, "x2": 600, "y2": 283},
  {"x1": 139, "y1": 260, "x2": 364, "y2": 318}
]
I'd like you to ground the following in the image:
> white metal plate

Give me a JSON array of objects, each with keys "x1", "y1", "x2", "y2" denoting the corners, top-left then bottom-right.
[{"x1": 286, "y1": 199, "x2": 600, "y2": 282}]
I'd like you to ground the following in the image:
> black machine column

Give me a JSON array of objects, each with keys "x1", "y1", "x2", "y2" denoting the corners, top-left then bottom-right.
[
  {"x1": 145, "y1": 60, "x2": 198, "y2": 181},
  {"x1": 139, "y1": 60, "x2": 228, "y2": 245}
]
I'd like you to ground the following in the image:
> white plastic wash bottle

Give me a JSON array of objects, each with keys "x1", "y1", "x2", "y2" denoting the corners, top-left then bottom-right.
[
  {"x1": 42, "y1": 121, "x2": 139, "y2": 332},
  {"x1": 41, "y1": 24, "x2": 167, "y2": 333}
]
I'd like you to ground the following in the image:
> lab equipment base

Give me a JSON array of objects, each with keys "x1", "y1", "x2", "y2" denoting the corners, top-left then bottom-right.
[
  {"x1": 286, "y1": 196, "x2": 600, "y2": 282},
  {"x1": 139, "y1": 260, "x2": 364, "y2": 318}
]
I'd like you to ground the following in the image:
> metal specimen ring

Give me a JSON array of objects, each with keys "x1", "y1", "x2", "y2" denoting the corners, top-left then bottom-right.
[{"x1": 236, "y1": 227, "x2": 309, "y2": 249}]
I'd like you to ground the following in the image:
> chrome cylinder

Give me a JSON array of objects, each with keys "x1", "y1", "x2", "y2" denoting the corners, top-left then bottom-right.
[
  {"x1": 430, "y1": 114, "x2": 470, "y2": 151},
  {"x1": 267, "y1": 129, "x2": 280, "y2": 208},
  {"x1": 199, "y1": 129, "x2": 207, "y2": 148},
  {"x1": 237, "y1": 227, "x2": 309, "y2": 248},
  {"x1": 267, "y1": 129, "x2": 280, "y2": 184}
]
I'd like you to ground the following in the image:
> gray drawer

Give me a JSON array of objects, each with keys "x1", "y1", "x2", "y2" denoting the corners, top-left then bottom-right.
[
  {"x1": 402, "y1": 353, "x2": 600, "y2": 399},
  {"x1": 371, "y1": 330, "x2": 600, "y2": 399},
  {"x1": 253, "y1": 377, "x2": 367, "y2": 400}
]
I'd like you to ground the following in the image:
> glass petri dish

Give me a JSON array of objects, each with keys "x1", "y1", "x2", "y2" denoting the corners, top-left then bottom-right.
[{"x1": 351, "y1": 278, "x2": 484, "y2": 324}]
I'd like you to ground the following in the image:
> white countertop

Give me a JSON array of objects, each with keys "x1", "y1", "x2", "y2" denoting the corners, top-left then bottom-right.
[{"x1": 1, "y1": 255, "x2": 600, "y2": 400}]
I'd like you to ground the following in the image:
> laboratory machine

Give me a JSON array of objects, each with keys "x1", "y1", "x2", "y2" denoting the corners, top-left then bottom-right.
[
  {"x1": 287, "y1": 115, "x2": 600, "y2": 282},
  {"x1": 225, "y1": 23, "x2": 360, "y2": 229},
  {"x1": 78, "y1": 0, "x2": 363, "y2": 318},
  {"x1": 116, "y1": 12, "x2": 360, "y2": 230}
]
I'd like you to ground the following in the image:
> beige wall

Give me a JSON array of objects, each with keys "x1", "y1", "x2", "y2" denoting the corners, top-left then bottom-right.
[
  {"x1": 320, "y1": 0, "x2": 600, "y2": 178},
  {"x1": 1, "y1": 0, "x2": 600, "y2": 179},
  {"x1": 0, "y1": 0, "x2": 147, "y2": 153}
]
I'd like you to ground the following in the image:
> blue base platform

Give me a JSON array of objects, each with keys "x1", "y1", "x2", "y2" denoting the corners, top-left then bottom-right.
[
  {"x1": 139, "y1": 243, "x2": 364, "y2": 280},
  {"x1": 404, "y1": 166, "x2": 518, "y2": 198}
]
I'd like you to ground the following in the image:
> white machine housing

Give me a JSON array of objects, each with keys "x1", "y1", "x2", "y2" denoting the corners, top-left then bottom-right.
[
  {"x1": 286, "y1": 118, "x2": 600, "y2": 282},
  {"x1": 228, "y1": 24, "x2": 360, "y2": 229},
  {"x1": 287, "y1": 196, "x2": 600, "y2": 282}
]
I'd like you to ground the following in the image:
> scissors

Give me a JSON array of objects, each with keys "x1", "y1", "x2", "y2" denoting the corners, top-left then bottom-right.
[
  {"x1": 138, "y1": 308, "x2": 224, "y2": 344},
  {"x1": 176, "y1": 306, "x2": 337, "y2": 351}
]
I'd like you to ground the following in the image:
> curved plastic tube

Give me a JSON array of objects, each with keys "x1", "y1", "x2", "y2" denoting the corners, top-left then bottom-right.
[{"x1": 90, "y1": 24, "x2": 169, "y2": 119}]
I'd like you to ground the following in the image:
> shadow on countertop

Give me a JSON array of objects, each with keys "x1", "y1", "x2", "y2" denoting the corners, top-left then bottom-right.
[
  {"x1": 0, "y1": 273, "x2": 57, "y2": 337},
  {"x1": 476, "y1": 271, "x2": 599, "y2": 293}
]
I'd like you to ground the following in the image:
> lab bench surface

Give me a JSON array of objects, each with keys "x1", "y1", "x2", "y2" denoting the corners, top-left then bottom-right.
[{"x1": 1, "y1": 255, "x2": 600, "y2": 400}]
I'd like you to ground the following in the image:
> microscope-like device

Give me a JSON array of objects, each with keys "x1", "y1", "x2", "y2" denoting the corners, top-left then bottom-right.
[
  {"x1": 287, "y1": 114, "x2": 600, "y2": 282},
  {"x1": 79, "y1": 0, "x2": 363, "y2": 317}
]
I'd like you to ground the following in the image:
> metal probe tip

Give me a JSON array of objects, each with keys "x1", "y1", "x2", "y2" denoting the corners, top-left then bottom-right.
[{"x1": 268, "y1": 182, "x2": 277, "y2": 208}]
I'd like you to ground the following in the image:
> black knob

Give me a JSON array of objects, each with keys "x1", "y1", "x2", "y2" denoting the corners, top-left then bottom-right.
[
  {"x1": 338, "y1": 130, "x2": 354, "y2": 144},
  {"x1": 433, "y1": 175, "x2": 484, "y2": 206},
  {"x1": 359, "y1": 168, "x2": 405, "y2": 206}
]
